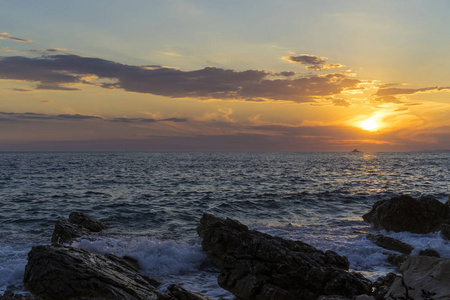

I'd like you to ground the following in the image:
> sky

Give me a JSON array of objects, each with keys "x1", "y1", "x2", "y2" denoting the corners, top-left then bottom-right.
[{"x1": 1, "y1": 0, "x2": 450, "y2": 152}]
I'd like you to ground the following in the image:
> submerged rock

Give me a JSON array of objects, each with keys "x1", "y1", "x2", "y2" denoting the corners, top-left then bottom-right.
[
  {"x1": 384, "y1": 256, "x2": 450, "y2": 300},
  {"x1": 51, "y1": 212, "x2": 107, "y2": 244},
  {"x1": 366, "y1": 234, "x2": 413, "y2": 255},
  {"x1": 363, "y1": 195, "x2": 450, "y2": 234},
  {"x1": 197, "y1": 213, "x2": 372, "y2": 300},
  {"x1": 23, "y1": 245, "x2": 168, "y2": 300}
]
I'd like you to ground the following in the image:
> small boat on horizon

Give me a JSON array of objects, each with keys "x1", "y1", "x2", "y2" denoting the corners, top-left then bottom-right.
[{"x1": 351, "y1": 149, "x2": 362, "y2": 153}]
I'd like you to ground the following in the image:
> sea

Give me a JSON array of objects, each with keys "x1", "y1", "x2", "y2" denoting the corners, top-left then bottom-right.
[{"x1": 0, "y1": 152, "x2": 449, "y2": 298}]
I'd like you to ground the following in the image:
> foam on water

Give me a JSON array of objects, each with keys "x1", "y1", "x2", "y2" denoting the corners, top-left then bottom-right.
[
  {"x1": 70, "y1": 236, "x2": 234, "y2": 299},
  {"x1": 0, "y1": 244, "x2": 31, "y2": 294},
  {"x1": 256, "y1": 221, "x2": 450, "y2": 281}
]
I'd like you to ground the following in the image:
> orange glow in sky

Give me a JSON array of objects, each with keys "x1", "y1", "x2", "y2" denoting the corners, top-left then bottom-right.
[{"x1": 1, "y1": 1, "x2": 450, "y2": 152}]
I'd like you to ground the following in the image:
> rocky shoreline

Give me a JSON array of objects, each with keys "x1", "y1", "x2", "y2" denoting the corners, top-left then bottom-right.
[{"x1": 2, "y1": 195, "x2": 450, "y2": 300}]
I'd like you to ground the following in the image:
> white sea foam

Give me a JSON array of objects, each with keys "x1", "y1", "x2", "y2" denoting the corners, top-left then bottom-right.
[
  {"x1": 71, "y1": 236, "x2": 234, "y2": 299},
  {"x1": 0, "y1": 244, "x2": 30, "y2": 294},
  {"x1": 256, "y1": 222, "x2": 450, "y2": 281}
]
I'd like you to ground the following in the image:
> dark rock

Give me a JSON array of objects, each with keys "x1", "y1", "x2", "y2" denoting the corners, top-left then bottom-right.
[
  {"x1": 166, "y1": 285, "x2": 213, "y2": 300},
  {"x1": 197, "y1": 213, "x2": 372, "y2": 300},
  {"x1": 51, "y1": 220, "x2": 91, "y2": 244},
  {"x1": 419, "y1": 249, "x2": 440, "y2": 258},
  {"x1": 51, "y1": 212, "x2": 107, "y2": 244},
  {"x1": 0, "y1": 291, "x2": 41, "y2": 300},
  {"x1": 366, "y1": 234, "x2": 413, "y2": 254},
  {"x1": 441, "y1": 223, "x2": 450, "y2": 240},
  {"x1": 68, "y1": 212, "x2": 107, "y2": 232},
  {"x1": 363, "y1": 195, "x2": 450, "y2": 233},
  {"x1": 372, "y1": 273, "x2": 399, "y2": 300},
  {"x1": 23, "y1": 244, "x2": 169, "y2": 300},
  {"x1": 384, "y1": 256, "x2": 450, "y2": 299},
  {"x1": 386, "y1": 253, "x2": 408, "y2": 267}
]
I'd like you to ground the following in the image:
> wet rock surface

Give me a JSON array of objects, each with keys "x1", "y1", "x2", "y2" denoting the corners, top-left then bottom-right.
[
  {"x1": 0, "y1": 291, "x2": 41, "y2": 300},
  {"x1": 366, "y1": 234, "x2": 413, "y2": 255},
  {"x1": 384, "y1": 256, "x2": 450, "y2": 300},
  {"x1": 197, "y1": 213, "x2": 372, "y2": 300},
  {"x1": 51, "y1": 212, "x2": 107, "y2": 244},
  {"x1": 23, "y1": 244, "x2": 168, "y2": 300},
  {"x1": 363, "y1": 195, "x2": 450, "y2": 234}
]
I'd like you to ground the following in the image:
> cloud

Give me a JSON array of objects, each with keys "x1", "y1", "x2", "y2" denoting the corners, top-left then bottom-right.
[
  {"x1": 331, "y1": 98, "x2": 351, "y2": 107},
  {"x1": 0, "y1": 112, "x2": 187, "y2": 123},
  {"x1": 285, "y1": 54, "x2": 343, "y2": 70},
  {"x1": 373, "y1": 86, "x2": 450, "y2": 103},
  {"x1": 0, "y1": 32, "x2": 35, "y2": 43},
  {"x1": 110, "y1": 117, "x2": 187, "y2": 123},
  {"x1": 0, "y1": 54, "x2": 360, "y2": 103},
  {"x1": 375, "y1": 86, "x2": 450, "y2": 96}
]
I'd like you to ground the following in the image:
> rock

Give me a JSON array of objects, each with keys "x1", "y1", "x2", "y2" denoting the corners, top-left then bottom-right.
[
  {"x1": 384, "y1": 256, "x2": 450, "y2": 299},
  {"x1": 0, "y1": 291, "x2": 41, "y2": 300},
  {"x1": 197, "y1": 213, "x2": 372, "y2": 300},
  {"x1": 318, "y1": 296, "x2": 350, "y2": 300},
  {"x1": 68, "y1": 212, "x2": 107, "y2": 232},
  {"x1": 51, "y1": 220, "x2": 91, "y2": 244},
  {"x1": 363, "y1": 195, "x2": 450, "y2": 233},
  {"x1": 419, "y1": 249, "x2": 440, "y2": 258},
  {"x1": 372, "y1": 273, "x2": 399, "y2": 300},
  {"x1": 386, "y1": 253, "x2": 408, "y2": 267},
  {"x1": 166, "y1": 285, "x2": 213, "y2": 300},
  {"x1": 23, "y1": 244, "x2": 169, "y2": 300},
  {"x1": 441, "y1": 223, "x2": 450, "y2": 240},
  {"x1": 353, "y1": 296, "x2": 376, "y2": 300},
  {"x1": 366, "y1": 234, "x2": 413, "y2": 254},
  {"x1": 51, "y1": 212, "x2": 107, "y2": 244}
]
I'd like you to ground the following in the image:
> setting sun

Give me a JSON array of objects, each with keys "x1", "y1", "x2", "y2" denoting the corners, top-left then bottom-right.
[{"x1": 360, "y1": 118, "x2": 379, "y2": 131}]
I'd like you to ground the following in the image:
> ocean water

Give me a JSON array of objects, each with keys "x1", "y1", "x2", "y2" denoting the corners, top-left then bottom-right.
[{"x1": 0, "y1": 152, "x2": 449, "y2": 298}]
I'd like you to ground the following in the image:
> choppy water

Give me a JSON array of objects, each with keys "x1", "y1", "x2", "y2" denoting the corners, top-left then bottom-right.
[{"x1": 0, "y1": 152, "x2": 449, "y2": 298}]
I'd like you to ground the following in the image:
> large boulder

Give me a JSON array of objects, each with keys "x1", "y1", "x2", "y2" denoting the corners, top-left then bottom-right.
[
  {"x1": 51, "y1": 212, "x2": 107, "y2": 244},
  {"x1": 23, "y1": 244, "x2": 168, "y2": 300},
  {"x1": 197, "y1": 213, "x2": 372, "y2": 300},
  {"x1": 384, "y1": 256, "x2": 450, "y2": 299},
  {"x1": 363, "y1": 195, "x2": 450, "y2": 234}
]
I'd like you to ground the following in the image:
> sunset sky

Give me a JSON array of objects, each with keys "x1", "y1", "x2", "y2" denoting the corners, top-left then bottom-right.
[{"x1": 1, "y1": 0, "x2": 450, "y2": 151}]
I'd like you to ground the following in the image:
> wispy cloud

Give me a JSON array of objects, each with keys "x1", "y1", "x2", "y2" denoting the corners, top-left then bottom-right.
[
  {"x1": 0, "y1": 112, "x2": 188, "y2": 123},
  {"x1": 374, "y1": 86, "x2": 450, "y2": 103},
  {"x1": 0, "y1": 54, "x2": 360, "y2": 103},
  {"x1": 375, "y1": 86, "x2": 450, "y2": 96},
  {"x1": 0, "y1": 32, "x2": 35, "y2": 43}
]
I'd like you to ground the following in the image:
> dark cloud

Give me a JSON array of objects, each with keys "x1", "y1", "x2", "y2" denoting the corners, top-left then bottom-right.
[
  {"x1": 57, "y1": 114, "x2": 102, "y2": 120},
  {"x1": 286, "y1": 54, "x2": 342, "y2": 71},
  {"x1": 0, "y1": 112, "x2": 187, "y2": 123},
  {"x1": 110, "y1": 117, "x2": 187, "y2": 123},
  {"x1": 0, "y1": 32, "x2": 35, "y2": 43},
  {"x1": 277, "y1": 71, "x2": 296, "y2": 77},
  {"x1": 288, "y1": 54, "x2": 326, "y2": 65},
  {"x1": 0, "y1": 54, "x2": 360, "y2": 103}
]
